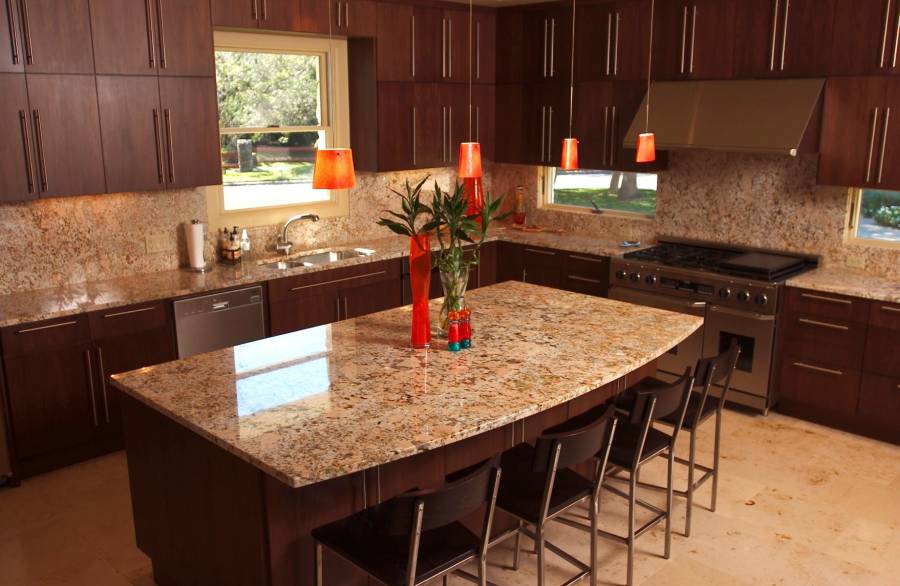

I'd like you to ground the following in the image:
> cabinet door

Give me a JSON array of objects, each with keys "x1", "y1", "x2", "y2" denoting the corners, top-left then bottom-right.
[
  {"x1": 375, "y1": 2, "x2": 412, "y2": 81},
  {"x1": 733, "y1": 0, "x2": 835, "y2": 78},
  {"x1": 212, "y1": 0, "x2": 259, "y2": 28},
  {"x1": 158, "y1": 77, "x2": 222, "y2": 189},
  {"x1": 817, "y1": 77, "x2": 887, "y2": 188},
  {"x1": 298, "y1": 0, "x2": 329, "y2": 34},
  {"x1": 25, "y1": 74, "x2": 106, "y2": 198},
  {"x1": 414, "y1": 83, "x2": 443, "y2": 168},
  {"x1": 654, "y1": 0, "x2": 734, "y2": 80},
  {"x1": 413, "y1": 6, "x2": 443, "y2": 82},
  {"x1": 0, "y1": 74, "x2": 36, "y2": 202},
  {"x1": 872, "y1": 78, "x2": 900, "y2": 189},
  {"x1": 831, "y1": 0, "x2": 900, "y2": 76},
  {"x1": 473, "y1": 84, "x2": 495, "y2": 161},
  {"x1": 1, "y1": 318, "x2": 96, "y2": 462},
  {"x1": 496, "y1": 7, "x2": 524, "y2": 83},
  {"x1": 96, "y1": 76, "x2": 166, "y2": 193},
  {"x1": 0, "y1": 0, "x2": 23, "y2": 72},
  {"x1": 494, "y1": 83, "x2": 524, "y2": 163},
  {"x1": 270, "y1": 292, "x2": 341, "y2": 335},
  {"x1": 573, "y1": 81, "x2": 615, "y2": 169},
  {"x1": 444, "y1": 8, "x2": 469, "y2": 83},
  {"x1": 527, "y1": 7, "x2": 570, "y2": 83},
  {"x1": 258, "y1": 0, "x2": 303, "y2": 31},
  {"x1": 858, "y1": 373, "x2": 900, "y2": 444},
  {"x1": 376, "y1": 82, "x2": 414, "y2": 171},
  {"x1": 90, "y1": 0, "x2": 157, "y2": 75},
  {"x1": 343, "y1": 0, "x2": 376, "y2": 38},
  {"x1": 19, "y1": 0, "x2": 94, "y2": 73},
  {"x1": 474, "y1": 9, "x2": 495, "y2": 83},
  {"x1": 341, "y1": 279, "x2": 402, "y2": 320},
  {"x1": 575, "y1": 2, "x2": 614, "y2": 82},
  {"x1": 156, "y1": 0, "x2": 215, "y2": 76},
  {"x1": 521, "y1": 246, "x2": 563, "y2": 288},
  {"x1": 613, "y1": 0, "x2": 651, "y2": 81},
  {"x1": 523, "y1": 83, "x2": 569, "y2": 166}
]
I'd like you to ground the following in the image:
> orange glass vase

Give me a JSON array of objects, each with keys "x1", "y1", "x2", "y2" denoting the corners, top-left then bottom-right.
[{"x1": 409, "y1": 234, "x2": 432, "y2": 349}]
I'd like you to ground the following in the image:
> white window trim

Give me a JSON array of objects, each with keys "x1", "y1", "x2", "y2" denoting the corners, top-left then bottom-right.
[
  {"x1": 539, "y1": 167, "x2": 656, "y2": 220},
  {"x1": 846, "y1": 188, "x2": 900, "y2": 249},
  {"x1": 207, "y1": 30, "x2": 351, "y2": 229}
]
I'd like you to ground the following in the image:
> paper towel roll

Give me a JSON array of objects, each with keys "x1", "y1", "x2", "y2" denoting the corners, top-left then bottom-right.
[{"x1": 185, "y1": 221, "x2": 206, "y2": 269}]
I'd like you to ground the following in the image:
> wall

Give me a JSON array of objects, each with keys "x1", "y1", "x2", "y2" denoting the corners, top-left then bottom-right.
[{"x1": 492, "y1": 151, "x2": 900, "y2": 278}]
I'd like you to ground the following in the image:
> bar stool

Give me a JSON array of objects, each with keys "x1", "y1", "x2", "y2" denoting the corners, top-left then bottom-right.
[
  {"x1": 496, "y1": 404, "x2": 618, "y2": 586},
  {"x1": 312, "y1": 456, "x2": 501, "y2": 586},
  {"x1": 586, "y1": 369, "x2": 694, "y2": 586},
  {"x1": 632, "y1": 341, "x2": 740, "y2": 537}
]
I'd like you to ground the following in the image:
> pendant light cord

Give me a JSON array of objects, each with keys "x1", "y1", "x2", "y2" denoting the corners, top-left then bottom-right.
[
  {"x1": 328, "y1": 0, "x2": 337, "y2": 145},
  {"x1": 468, "y1": 0, "x2": 473, "y2": 141},
  {"x1": 568, "y1": 0, "x2": 576, "y2": 137},
  {"x1": 645, "y1": 0, "x2": 654, "y2": 132}
]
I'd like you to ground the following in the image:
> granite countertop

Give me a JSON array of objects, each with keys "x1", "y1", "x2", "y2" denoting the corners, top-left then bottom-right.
[
  {"x1": 786, "y1": 267, "x2": 900, "y2": 304},
  {"x1": 0, "y1": 228, "x2": 642, "y2": 328},
  {"x1": 111, "y1": 281, "x2": 702, "y2": 488}
]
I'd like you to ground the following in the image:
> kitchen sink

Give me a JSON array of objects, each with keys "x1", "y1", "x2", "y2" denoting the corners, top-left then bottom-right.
[{"x1": 263, "y1": 248, "x2": 376, "y2": 270}]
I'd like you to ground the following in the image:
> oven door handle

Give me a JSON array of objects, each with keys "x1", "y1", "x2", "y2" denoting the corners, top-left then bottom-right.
[
  {"x1": 608, "y1": 286, "x2": 707, "y2": 316},
  {"x1": 707, "y1": 304, "x2": 775, "y2": 321}
]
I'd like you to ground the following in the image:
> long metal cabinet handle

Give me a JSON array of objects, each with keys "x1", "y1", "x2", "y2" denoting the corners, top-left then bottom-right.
[
  {"x1": 412, "y1": 106, "x2": 417, "y2": 165},
  {"x1": 251, "y1": 0, "x2": 258, "y2": 20},
  {"x1": 448, "y1": 106, "x2": 453, "y2": 163},
  {"x1": 780, "y1": 0, "x2": 790, "y2": 70},
  {"x1": 156, "y1": 0, "x2": 167, "y2": 69},
  {"x1": 525, "y1": 247, "x2": 555, "y2": 255},
  {"x1": 689, "y1": 5, "x2": 696, "y2": 73},
  {"x1": 442, "y1": 17, "x2": 447, "y2": 78},
  {"x1": 540, "y1": 106, "x2": 547, "y2": 161},
  {"x1": 18, "y1": 110, "x2": 34, "y2": 193},
  {"x1": 145, "y1": 0, "x2": 155, "y2": 68},
  {"x1": 476, "y1": 21, "x2": 481, "y2": 79},
  {"x1": 680, "y1": 6, "x2": 687, "y2": 73},
  {"x1": 103, "y1": 306, "x2": 156, "y2": 319},
  {"x1": 567, "y1": 275, "x2": 604, "y2": 284},
  {"x1": 476, "y1": 105, "x2": 480, "y2": 141},
  {"x1": 32, "y1": 109, "x2": 47, "y2": 192},
  {"x1": 19, "y1": 0, "x2": 31, "y2": 64},
  {"x1": 606, "y1": 13, "x2": 612, "y2": 76},
  {"x1": 543, "y1": 18, "x2": 548, "y2": 78},
  {"x1": 337, "y1": 1, "x2": 342, "y2": 28},
  {"x1": 16, "y1": 320, "x2": 77, "y2": 334},
  {"x1": 97, "y1": 347, "x2": 110, "y2": 424},
  {"x1": 6, "y1": 0, "x2": 19, "y2": 64},
  {"x1": 892, "y1": 8, "x2": 900, "y2": 67},
  {"x1": 262, "y1": 0, "x2": 268, "y2": 21},
  {"x1": 411, "y1": 15, "x2": 415, "y2": 77},
  {"x1": 797, "y1": 317, "x2": 850, "y2": 331},
  {"x1": 569, "y1": 254, "x2": 604, "y2": 263},
  {"x1": 442, "y1": 106, "x2": 447, "y2": 162},
  {"x1": 602, "y1": 106, "x2": 610, "y2": 164},
  {"x1": 289, "y1": 270, "x2": 388, "y2": 292},
  {"x1": 613, "y1": 11, "x2": 620, "y2": 75},
  {"x1": 882, "y1": 305, "x2": 900, "y2": 313},
  {"x1": 880, "y1": 0, "x2": 892, "y2": 68},
  {"x1": 345, "y1": 1, "x2": 349, "y2": 28},
  {"x1": 769, "y1": 0, "x2": 780, "y2": 71},
  {"x1": 609, "y1": 106, "x2": 617, "y2": 166},
  {"x1": 448, "y1": 18, "x2": 452, "y2": 78},
  {"x1": 152, "y1": 109, "x2": 163, "y2": 183},
  {"x1": 878, "y1": 107, "x2": 891, "y2": 184},
  {"x1": 164, "y1": 108, "x2": 175, "y2": 183},
  {"x1": 335, "y1": 297, "x2": 341, "y2": 321},
  {"x1": 547, "y1": 106, "x2": 553, "y2": 162},
  {"x1": 85, "y1": 350, "x2": 99, "y2": 427},
  {"x1": 550, "y1": 18, "x2": 556, "y2": 77},
  {"x1": 799, "y1": 292, "x2": 852, "y2": 305},
  {"x1": 866, "y1": 107, "x2": 881, "y2": 183},
  {"x1": 792, "y1": 362, "x2": 843, "y2": 377},
  {"x1": 344, "y1": 296, "x2": 349, "y2": 319}
]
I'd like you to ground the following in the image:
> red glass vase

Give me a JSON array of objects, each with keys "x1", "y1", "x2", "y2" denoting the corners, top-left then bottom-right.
[{"x1": 409, "y1": 233, "x2": 432, "y2": 349}]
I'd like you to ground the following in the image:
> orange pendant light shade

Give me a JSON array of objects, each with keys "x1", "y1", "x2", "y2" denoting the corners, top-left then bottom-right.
[
  {"x1": 312, "y1": 148, "x2": 356, "y2": 189},
  {"x1": 560, "y1": 138, "x2": 579, "y2": 170},
  {"x1": 457, "y1": 142, "x2": 483, "y2": 179},
  {"x1": 636, "y1": 132, "x2": 656, "y2": 163}
]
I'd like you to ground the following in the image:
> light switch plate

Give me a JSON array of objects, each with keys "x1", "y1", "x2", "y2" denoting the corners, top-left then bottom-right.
[
  {"x1": 845, "y1": 257, "x2": 865, "y2": 269},
  {"x1": 146, "y1": 234, "x2": 171, "y2": 254}
]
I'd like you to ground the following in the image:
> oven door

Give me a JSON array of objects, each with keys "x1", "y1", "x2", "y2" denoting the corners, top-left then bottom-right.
[
  {"x1": 608, "y1": 286, "x2": 706, "y2": 378},
  {"x1": 703, "y1": 304, "x2": 776, "y2": 408}
]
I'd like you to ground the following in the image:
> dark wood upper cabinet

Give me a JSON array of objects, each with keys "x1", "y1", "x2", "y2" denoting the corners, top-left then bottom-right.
[
  {"x1": 156, "y1": 0, "x2": 215, "y2": 76},
  {"x1": 96, "y1": 76, "x2": 167, "y2": 193},
  {"x1": 212, "y1": 0, "x2": 303, "y2": 31},
  {"x1": 17, "y1": 0, "x2": 95, "y2": 73},
  {"x1": 374, "y1": 81, "x2": 414, "y2": 170},
  {"x1": 578, "y1": 0, "x2": 650, "y2": 82},
  {"x1": 414, "y1": 82, "x2": 444, "y2": 167},
  {"x1": 494, "y1": 83, "x2": 524, "y2": 163},
  {"x1": 444, "y1": 8, "x2": 469, "y2": 83},
  {"x1": 0, "y1": 0, "x2": 23, "y2": 72},
  {"x1": 873, "y1": 77, "x2": 900, "y2": 188},
  {"x1": 653, "y1": 0, "x2": 735, "y2": 80},
  {"x1": 831, "y1": 0, "x2": 900, "y2": 76},
  {"x1": 158, "y1": 77, "x2": 223, "y2": 189},
  {"x1": 0, "y1": 74, "x2": 35, "y2": 202},
  {"x1": 522, "y1": 82, "x2": 570, "y2": 165},
  {"x1": 342, "y1": 0, "x2": 377, "y2": 38},
  {"x1": 375, "y1": 2, "x2": 413, "y2": 81},
  {"x1": 732, "y1": 0, "x2": 836, "y2": 78},
  {"x1": 474, "y1": 9, "x2": 496, "y2": 83},
  {"x1": 212, "y1": 0, "x2": 260, "y2": 28},
  {"x1": 473, "y1": 83, "x2": 496, "y2": 160},
  {"x1": 496, "y1": 7, "x2": 524, "y2": 83},
  {"x1": 522, "y1": 5, "x2": 571, "y2": 83},
  {"x1": 298, "y1": 0, "x2": 330, "y2": 34},
  {"x1": 25, "y1": 74, "x2": 106, "y2": 198},
  {"x1": 261, "y1": 0, "x2": 304, "y2": 31},
  {"x1": 414, "y1": 6, "x2": 443, "y2": 82}
]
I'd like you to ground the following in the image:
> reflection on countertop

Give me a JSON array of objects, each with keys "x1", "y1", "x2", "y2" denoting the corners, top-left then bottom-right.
[
  {"x1": 111, "y1": 281, "x2": 703, "y2": 488},
  {"x1": 786, "y1": 266, "x2": 900, "y2": 304}
]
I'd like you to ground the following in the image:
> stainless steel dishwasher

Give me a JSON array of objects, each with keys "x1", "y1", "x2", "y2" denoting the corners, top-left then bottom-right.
[{"x1": 174, "y1": 285, "x2": 267, "y2": 359}]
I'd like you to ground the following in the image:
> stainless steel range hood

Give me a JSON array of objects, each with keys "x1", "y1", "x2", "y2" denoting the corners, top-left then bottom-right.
[{"x1": 623, "y1": 79, "x2": 825, "y2": 156}]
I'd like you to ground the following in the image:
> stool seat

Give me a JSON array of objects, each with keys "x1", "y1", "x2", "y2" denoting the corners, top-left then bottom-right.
[
  {"x1": 312, "y1": 508, "x2": 479, "y2": 586},
  {"x1": 661, "y1": 392, "x2": 719, "y2": 430},
  {"x1": 497, "y1": 442, "x2": 594, "y2": 524},
  {"x1": 609, "y1": 422, "x2": 671, "y2": 469}
]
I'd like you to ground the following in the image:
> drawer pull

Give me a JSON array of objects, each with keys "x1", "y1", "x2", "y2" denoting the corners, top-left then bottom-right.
[
  {"x1": 792, "y1": 362, "x2": 843, "y2": 377},
  {"x1": 567, "y1": 275, "x2": 603, "y2": 284},
  {"x1": 524, "y1": 248, "x2": 556, "y2": 256},
  {"x1": 797, "y1": 317, "x2": 849, "y2": 331},
  {"x1": 881, "y1": 305, "x2": 900, "y2": 313},
  {"x1": 16, "y1": 320, "x2": 78, "y2": 334},
  {"x1": 568, "y1": 254, "x2": 604, "y2": 263},
  {"x1": 799, "y1": 292, "x2": 852, "y2": 305},
  {"x1": 290, "y1": 270, "x2": 388, "y2": 292},
  {"x1": 102, "y1": 306, "x2": 156, "y2": 319}
]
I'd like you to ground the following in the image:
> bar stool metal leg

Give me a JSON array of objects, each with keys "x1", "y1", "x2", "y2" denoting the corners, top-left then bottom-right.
[
  {"x1": 512, "y1": 520, "x2": 523, "y2": 570},
  {"x1": 665, "y1": 450, "x2": 674, "y2": 559},
  {"x1": 315, "y1": 542, "x2": 324, "y2": 586},
  {"x1": 686, "y1": 428, "x2": 697, "y2": 537},
  {"x1": 627, "y1": 468, "x2": 637, "y2": 586},
  {"x1": 589, "y1": 494, "x2": 599, "y2": 586},
  {"x1": 711, "y1": 411, "x2": 722, "y2": 512},
  {"x1": 536, "y1": 525, "x2": 546, "y2": 586}
]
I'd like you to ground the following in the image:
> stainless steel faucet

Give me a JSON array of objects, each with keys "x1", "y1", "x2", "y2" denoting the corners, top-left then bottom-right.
[{"x1": 276, "y1": 213, "x2": 320, "y2": 255}]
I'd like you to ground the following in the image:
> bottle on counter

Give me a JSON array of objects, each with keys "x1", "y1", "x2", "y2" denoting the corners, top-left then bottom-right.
[
  {"x1": 513, "y1": 185, "x2": 526, "y2": 225},
  {"x1": 459, "y1": 308, "x2": 472, "y2": 349},
  {"x1": 447, "y1": 311, "x2": 462, "y2": 352},
  {"x1": 240, "y1": 229, "x2": 251, "y2": 254}
]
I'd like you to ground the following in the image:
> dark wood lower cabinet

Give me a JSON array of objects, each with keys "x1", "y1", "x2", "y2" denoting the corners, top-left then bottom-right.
[{"x1": 858, "y1": 373, "x2": 900, "y2": 444}]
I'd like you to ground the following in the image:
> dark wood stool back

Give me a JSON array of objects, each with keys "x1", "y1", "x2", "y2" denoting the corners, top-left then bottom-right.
[
  {"x1": 629, "y1": 369, "x2": 694, "y2": 467},
  {"x1": 534, "y1": 404, "x2": 619, "y2": 474},
  {"x1": 691, "y1": 340, "x2": 741, "y2": 425}
]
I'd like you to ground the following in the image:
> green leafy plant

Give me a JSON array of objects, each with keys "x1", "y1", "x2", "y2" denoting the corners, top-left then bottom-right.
[
  {"x1": 873, "y1": 205, "x2": 900, "y2": 229},
  {"x1": 430, "y1": 181, "x2": 506, "y2": 275},
  {"x1": 376, "y1": 176, "x2": 439, "y2": 238}
]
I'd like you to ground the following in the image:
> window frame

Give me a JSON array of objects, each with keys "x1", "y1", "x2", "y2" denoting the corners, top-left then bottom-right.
[
  {"x1": 539, "y1": 167, "x2": 657, "y2": 220},
  {"x1": 847, "y1": 188, "x2": 900, "y2": 249},
  {"x1": 207, "y1": 30, "x2": 351, "y2": 229}
]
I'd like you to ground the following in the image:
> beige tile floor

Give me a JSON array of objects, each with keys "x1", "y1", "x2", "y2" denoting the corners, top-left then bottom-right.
[{"x1": 1, "y1": 410, "x2": 899, "y2": 585}]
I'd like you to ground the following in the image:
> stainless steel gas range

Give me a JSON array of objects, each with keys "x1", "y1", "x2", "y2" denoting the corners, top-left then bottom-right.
[{"x1": 609, "y1": 238, "x2": 818, "y2": 413}]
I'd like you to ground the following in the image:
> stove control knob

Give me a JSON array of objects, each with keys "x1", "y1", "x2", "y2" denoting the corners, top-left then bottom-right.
[
  {"x1": 629, "y1": 272, "x2": 641, "y2": 282},
  {"x1": 645, "y1": 274, "x2": 658, "y2": 286},
  {"x1": 718, "y1": 287, "x2": 732, "y2": 299},
  {"x1": 755, "y1": 293, "x2": 768, "y2": 306},
  {"x1": 737, "y1": 290, "x2": 751, "y2": 302},
  {"x1": 615, "y1": 270, "x2": 627, "y2": 280}
]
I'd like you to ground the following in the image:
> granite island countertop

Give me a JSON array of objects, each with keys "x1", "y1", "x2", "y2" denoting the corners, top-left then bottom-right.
[
  {"x1": 111, "y1": 281, "x2": 702, "y2": 488},
  {"x1": 0, "y1": 227, "x2": 644, "y2": 328},
  {"x1": 786, "y1": 266, "x2": 900, "y2": 304}
]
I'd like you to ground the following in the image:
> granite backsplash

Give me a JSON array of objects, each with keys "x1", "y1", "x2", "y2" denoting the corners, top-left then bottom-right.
[{"x1": 0, "y1": 151, "x2": 896, "y2": 297}]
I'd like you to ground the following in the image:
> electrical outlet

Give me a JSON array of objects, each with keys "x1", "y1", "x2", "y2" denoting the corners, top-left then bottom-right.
[
  {"x1": 145, "y1": 234, "x2": 171, "y2": 254},
  {"x1": 845, "y1": 257, "x2": 865, "y2": 269}
]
